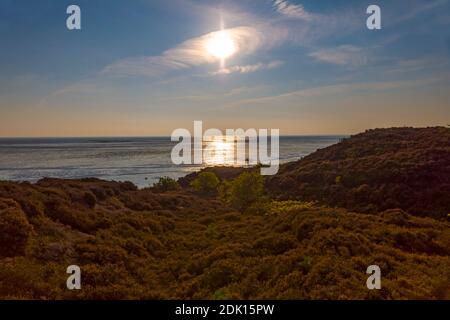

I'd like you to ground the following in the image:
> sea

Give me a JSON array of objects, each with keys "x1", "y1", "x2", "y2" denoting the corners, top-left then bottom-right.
[{"x1": 0, "y1": 136, "x2": 345, "y2": 188}]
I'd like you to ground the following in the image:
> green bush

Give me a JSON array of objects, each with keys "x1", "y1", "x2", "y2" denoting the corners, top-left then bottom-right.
[
  {"x1": 190, "y1": 172, "x2": 220, "y2": 195},
  {"x1": 221, "y1": 172, "x2": 265, "y2": 212},
  {"x1": 154, "y1": 177, "x2": 180, "y2": 192}
]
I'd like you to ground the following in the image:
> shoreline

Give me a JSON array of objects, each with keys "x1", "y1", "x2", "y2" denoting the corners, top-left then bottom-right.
[
  {"x1": 0, "y1": 164, "x2": 257, "y2": 190},
  {"x1": 0, "y1": 135, "x2": 346, "y2": 189}
]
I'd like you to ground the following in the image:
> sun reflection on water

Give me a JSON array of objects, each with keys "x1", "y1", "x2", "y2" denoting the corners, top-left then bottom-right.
[{"x1": 203, "y1": 136, "x2": 240, "y2": 166}]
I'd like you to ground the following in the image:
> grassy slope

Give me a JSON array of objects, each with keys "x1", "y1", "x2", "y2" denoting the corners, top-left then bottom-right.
[{"x1": 0, "y1": 127, "x2": 449, "y2": 299}]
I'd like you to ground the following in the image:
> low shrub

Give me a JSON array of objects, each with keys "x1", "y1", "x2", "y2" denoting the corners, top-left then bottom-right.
[
  {"x1": 0, "y1": 198, "x2": 33, "y2": 257},
  {"x1": 268, "y1": 200, "x2": 315, "y2": 214},
  {"x1": 84, "y1": 192, "x2": 97, "y2": 208},
  {"x1": 153, "y1": 177, "x2": 180, "y2": 192}
]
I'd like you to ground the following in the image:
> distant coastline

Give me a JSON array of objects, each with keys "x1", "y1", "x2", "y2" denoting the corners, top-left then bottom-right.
[{"x1": 0, "y1": 135, "x2": 346, "y2": 188}]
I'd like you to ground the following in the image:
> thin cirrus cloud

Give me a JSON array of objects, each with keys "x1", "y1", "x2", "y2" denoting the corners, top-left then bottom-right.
[
  {"x1": 271, "y1": 1, "x2": 361, "y2": 46},
  {"x1": 223, "y1": 77, "x2": 445, "y2": 109},
  {"x1": 273, "y1": 0, "x2": 312, "y2": 20},
  {"x1": 308, "y1": 45, "x2": 368, "y2": 66},
  {"x1": 101, "y1": 26, "x2": 287, "y2": 78},
  {"x1": 211, "y1": 60, "x2": 284, "y2": 75}
]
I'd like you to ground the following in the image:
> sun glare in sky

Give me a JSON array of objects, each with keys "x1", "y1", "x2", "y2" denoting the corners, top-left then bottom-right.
[{"x1": 205, "y1": 30, "x2": 236, "y2": 66}]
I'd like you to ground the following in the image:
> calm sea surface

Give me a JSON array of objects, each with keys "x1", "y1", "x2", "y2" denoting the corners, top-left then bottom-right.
[{"x1": 0, "y1": 136, "x2": 345, "y2": 188}]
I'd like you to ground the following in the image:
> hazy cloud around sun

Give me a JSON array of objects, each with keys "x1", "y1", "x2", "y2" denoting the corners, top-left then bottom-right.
[{"x1": 101, "y1": 25, "x2": 288, "y2": 78}]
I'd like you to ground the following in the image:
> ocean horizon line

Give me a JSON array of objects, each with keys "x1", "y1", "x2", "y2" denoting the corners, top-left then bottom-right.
[{"x1": 0, "y1": 134, "x2": 350, "y2": 140}]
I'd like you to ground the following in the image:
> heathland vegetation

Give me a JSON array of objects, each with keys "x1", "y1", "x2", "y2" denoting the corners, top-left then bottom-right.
[
  {"x1": 0, "y1": 127, "x2": 449, "y2": 299},
  {"x1": 268, "y1": 127, "x2": 450, "y2": 219}
]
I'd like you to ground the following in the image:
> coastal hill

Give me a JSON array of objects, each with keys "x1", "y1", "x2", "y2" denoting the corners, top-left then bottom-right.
[
  {"x1": 267, "y1": 127, "x2": 450, "y2": 219},
  {"x1": 0, "y1": 127, "x2": 449, "y2": 299}
]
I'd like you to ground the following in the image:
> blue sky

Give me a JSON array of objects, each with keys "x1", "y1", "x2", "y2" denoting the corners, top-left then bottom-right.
[{"x1": 0, "y1": 0, "x2": 449, "y2": 136}]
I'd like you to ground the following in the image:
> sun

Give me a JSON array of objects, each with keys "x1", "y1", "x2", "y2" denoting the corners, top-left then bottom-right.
[{"x1": 205, "y1": 30, "x2": 236, "y2": 61}]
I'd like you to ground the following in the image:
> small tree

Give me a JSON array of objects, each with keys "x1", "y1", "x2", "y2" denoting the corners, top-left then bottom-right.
[
  {"x1": 190, "y1": 172, "x2": 220, "y2": 195},
  {"x1": 153, "y1": 176, "x2": 180, "y2": 192},
  {"x1": 222, "y1": 171, "x2": 265, "y2": 212}
]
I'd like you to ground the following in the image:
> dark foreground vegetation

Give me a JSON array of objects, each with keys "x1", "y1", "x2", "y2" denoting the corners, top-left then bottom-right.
[{"x1": 0, "y1": 127, "x2": 449, "y2": 299}]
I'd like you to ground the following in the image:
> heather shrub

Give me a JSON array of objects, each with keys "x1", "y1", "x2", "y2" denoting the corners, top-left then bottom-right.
[
  {"x1": 0, "y1": 198, "x2": 33, "y2": 257},
  {"x1": 253, "y1": 234, "x2": 297, "y2": 255},
  {"x1": 0, "y1": 258, "x2": 62, "y2": 299},
  {"x1": 84, "y1": 191, "x2": 97, "y2": 208},
  {"x1": 202, "y1": 260, "x2": 238, "y2": 290},
  {"x1": 205, "y1": 223, "x2": 222, "y2": 240},
  {"x1": 44, "y1": 202, "x2": 98, "y2": 233}
]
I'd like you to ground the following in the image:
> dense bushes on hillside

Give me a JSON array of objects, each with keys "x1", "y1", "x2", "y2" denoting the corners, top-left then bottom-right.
[
  {"x1": 178, "y1": 167, "x2": 246, "y2": 188},
  {"x1": 0, "y1": 177, "x2": 448, "y2": 299},
  {"x1": 267, "y1": 127, "x2": 450, "y2": 219},
  {"x1": 0, "y1": 198, "x2": 33, "y2": 257}
]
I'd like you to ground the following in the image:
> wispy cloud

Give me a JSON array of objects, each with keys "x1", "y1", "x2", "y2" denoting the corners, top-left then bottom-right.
[
  {"x1": 225, "y1": 77, "x2": 444, "y2": 109},
  {"x1": 269, "y1": 1, "x2": 362, "y2": 46},
  {"x1": 101, "y1": 26, "x2": 287, "y2": 78},
  {"x1": 309, "y1": 45, "x2": 368, "y2": 66},
  {"x1": 37, "y1": 80, "x2": 107, "y2": 108},
  {"x1": 211, "y1": 60, "x2": 283, "y2": 75},
  {"x1": 93, "y1": 2, "x2": 363, "y2": 79},
  {"x1": 384, "y1": 57, "x2": 450, "y2": 75},
  {"x1": 169, "y1": 85, "x2": 266, "y2": 102},
  {"x1": 393, "y1": 0, "x2": 449, "y2": 25},
  {"x1": 273, "y1": 0, "x2": 311, "y2": 20}
]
